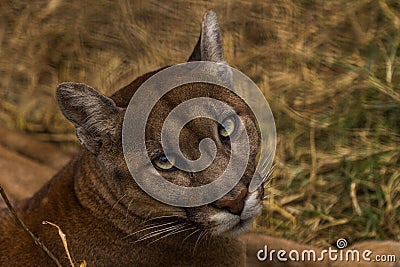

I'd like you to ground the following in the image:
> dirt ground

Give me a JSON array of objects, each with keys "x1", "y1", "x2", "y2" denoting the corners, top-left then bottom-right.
[{"x1": 0, "y1": 127, "x2": 73, "y2": 202}]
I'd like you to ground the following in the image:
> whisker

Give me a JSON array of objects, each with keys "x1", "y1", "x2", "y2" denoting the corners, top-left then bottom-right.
[
  {"x1": 125, "y1": 198, "x2": 134, "y2": 222},
  {"x1": 264, "y1": 163, "x2": 276, "y2": 177},
  {"x1": 258, "y1": 147, "x2": 275, "y2": 172},
  {"x1": 149, "y1": 225, "x2": 195, "y2": 245},
  {"x1": 263, "y1": 177, "x2": 272, "y2": 188},
  {"x1": 183, "y1": 228, "x2": 201, "y2": 243},
  {"x1": 258, "y1": 150, "x2": 274, "y2": 178},
  {"x1": 193, "y1": 230, "x2": 207, "y2": 256},
  {"x1": 202, "y1": 231, "x2": 211, "y2": 245},
  {"x1": 156, "y1": 210, "x2": 186, "y2": 213},
  {"x1": 141, "y1": 212, "x2": 153, "y2": 225},
  {"x1": 139, "y1": 210, "x2": 185, "y2": 226},
  {"x1": 198, "y1": 231, "x2": 208, "y2": 246},
  {"x1": 147, "y1": 210, "x2": 186, "y2": 217},
  {"x1": 139, "y1": 224, "x2": 181, "y2": 238},
  {"x1": 147, "y1": 215, "x2": 183, "y2": 222},
  {"x1": 135, "y1": 226, "x2": 180, "y2": 243},
  {"x1": 261, "y1": 165, "x2": 277, "y2": 199},
  {"x1": 122, "y1": 221, "x2": 178, "y2": 240},
  {"x1": 250, "y1": 156, "x2": 275, "y2": 192},
  {"x1": 136, "y1": 224, "x2": 185, "y2": 243},
  {"x1": 258, "y1": 148, "x2": 274, "y2": 168},
  {"x1": 262, "y1": 164, "x2": 276, "y2": 185},
  {"x1": 111, "y1": 193, "x2": 127, "y2": 211}
]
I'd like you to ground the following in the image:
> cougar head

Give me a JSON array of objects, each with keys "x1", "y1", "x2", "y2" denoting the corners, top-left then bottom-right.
[{"x1": 56, "y1": 10, "x2": 264, "y2": 238}]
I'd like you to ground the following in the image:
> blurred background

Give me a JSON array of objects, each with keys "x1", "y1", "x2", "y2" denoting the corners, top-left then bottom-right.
[{"x1": 0, "y1": 0, "x2": 399, "y2": 247}]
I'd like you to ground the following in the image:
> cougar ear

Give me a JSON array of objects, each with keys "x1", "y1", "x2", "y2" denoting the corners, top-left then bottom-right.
[
  {"x1": 188, "y1": 10, "x2": 226, "y2": 63},
  {"x1": 56, "y1": 82, "x2": 122, "y2": 155}
]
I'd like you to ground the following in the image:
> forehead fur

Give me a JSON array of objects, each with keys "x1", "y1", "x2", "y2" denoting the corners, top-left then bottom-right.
[{"x1": 143, "y1": 82, "x2": 257, "y2": 154}]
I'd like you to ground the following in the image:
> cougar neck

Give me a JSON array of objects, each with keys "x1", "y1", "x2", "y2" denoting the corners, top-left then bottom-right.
[{"x1": 73, "y1": 148, "x2": 142, "y2": 235}]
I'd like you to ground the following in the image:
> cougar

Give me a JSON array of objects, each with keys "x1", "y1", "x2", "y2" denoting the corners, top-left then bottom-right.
[{"x1": 1, "y1": 10, "x2": 399, "y2": 267}]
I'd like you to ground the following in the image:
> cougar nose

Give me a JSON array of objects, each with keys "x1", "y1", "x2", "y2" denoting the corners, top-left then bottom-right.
[{"x1": 214, "y1": 188, "x2": 248, "y2": 215}]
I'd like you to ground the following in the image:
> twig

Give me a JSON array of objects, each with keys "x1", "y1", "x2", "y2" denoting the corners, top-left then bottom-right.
[
  {"x1": 0, "y1": 185, "x2": 62, "y2": 267},
  {"x1": 43, "y1": 221, "x2": 84, "y2": 267}
]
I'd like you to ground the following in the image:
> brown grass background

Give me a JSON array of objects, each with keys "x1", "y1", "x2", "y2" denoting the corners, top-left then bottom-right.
[{"x1": 0, "y1": 0, "x2": 399, "y2": 247}]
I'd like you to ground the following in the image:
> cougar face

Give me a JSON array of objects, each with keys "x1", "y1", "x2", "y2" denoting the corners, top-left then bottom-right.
[
  {"x1": 143, "y1": 83, "x2": 263, "y2": 236},
  {"x1": 57, "y1": 10, "x2": 263, "y2": 240}
]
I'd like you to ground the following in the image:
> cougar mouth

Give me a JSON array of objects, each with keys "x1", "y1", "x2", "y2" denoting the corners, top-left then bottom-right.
[{"x1": 209, "y1": 189, "x2": 263, "y2": 236}]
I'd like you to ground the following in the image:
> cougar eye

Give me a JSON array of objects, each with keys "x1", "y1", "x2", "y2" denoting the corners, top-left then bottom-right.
[
  {"x1": 218, "y1": 116, "x2": 237, "y2": 138},
  {"x1": 153, "y1": 154, "x2": 175, "y2": 171}
]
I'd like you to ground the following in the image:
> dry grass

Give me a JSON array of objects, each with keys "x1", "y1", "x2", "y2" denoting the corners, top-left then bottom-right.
[{"x1": 0, "y1": 0, "x2": 399, "y2": 247}]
